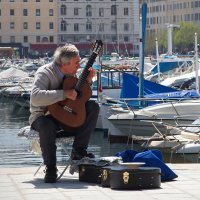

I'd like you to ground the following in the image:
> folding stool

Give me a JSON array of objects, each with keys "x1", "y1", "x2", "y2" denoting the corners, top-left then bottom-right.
[{"x1": 18, "y1": 126, "x2": 74, "y2": 180}]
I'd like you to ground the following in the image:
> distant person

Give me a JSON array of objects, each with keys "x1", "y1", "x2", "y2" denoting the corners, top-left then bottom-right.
[{"x1": 29, "y1": 44, "x2": 99, "y2": 183}]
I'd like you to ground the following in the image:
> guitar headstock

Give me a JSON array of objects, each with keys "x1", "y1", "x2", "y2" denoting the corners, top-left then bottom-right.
[{"x1": 91, "y1": 40, "x2": 103, "y2": 55}]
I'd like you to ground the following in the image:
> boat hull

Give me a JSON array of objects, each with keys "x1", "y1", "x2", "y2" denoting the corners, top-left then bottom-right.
[{"x1": 108, "y1": 118, "x2": 194, "y2": 137}]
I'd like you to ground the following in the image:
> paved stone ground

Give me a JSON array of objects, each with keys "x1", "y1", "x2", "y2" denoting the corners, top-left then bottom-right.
[{"x1": 0, "y1": 164, "x2": 200, "y2": 200}]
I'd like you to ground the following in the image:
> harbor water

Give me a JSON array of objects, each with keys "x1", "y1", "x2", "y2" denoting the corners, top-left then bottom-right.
[{"x1": 0, "y1": 96, "x2": 198, "y2": 168}]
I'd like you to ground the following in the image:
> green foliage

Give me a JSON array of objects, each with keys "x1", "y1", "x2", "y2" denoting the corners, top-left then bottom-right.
[
  {"x1": 145, "y1": 31, "x2": 156, "y2": 55},
  {"x1": 145, "y1": 22, "x2": 200, "y2": 55}
]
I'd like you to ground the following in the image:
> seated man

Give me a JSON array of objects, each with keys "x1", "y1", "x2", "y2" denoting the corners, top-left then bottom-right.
[{"x1": 29, "y1": 44, "x2": 99, "y2": 183}]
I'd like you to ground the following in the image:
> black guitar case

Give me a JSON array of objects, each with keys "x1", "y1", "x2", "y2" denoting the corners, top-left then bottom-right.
[
  {"x1": 79, "y1": 162, "x2": 109, "y2": 184},
  {"x1": 100, "y1": 166, "x2": 113, "y2": 187},
  {"x1": 108, "y1": 166, "x2": 161, "y2": 190}
]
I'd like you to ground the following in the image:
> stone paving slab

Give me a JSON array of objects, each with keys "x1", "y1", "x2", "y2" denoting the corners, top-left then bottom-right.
[{"x1": 0, "y1": 164, "x2": 200, "y2": 200}]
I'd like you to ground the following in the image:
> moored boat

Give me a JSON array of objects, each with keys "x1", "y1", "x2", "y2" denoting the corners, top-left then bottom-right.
[{"x1": 107, "y1": 99, "x2": 200, "y2": 142}]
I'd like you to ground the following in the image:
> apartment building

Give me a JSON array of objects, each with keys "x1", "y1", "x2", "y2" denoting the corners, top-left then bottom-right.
[
  {"x1": 0, "y1": 0, "x2": 140, "y2": 57},
  {"x1": 1, "y1": 0, "x2": 200, "y2": 58},
  {"x1": 0, "y1": 0, "x2": 58, "y2": 57},
  {"x1": 57, "y1": 0, "x2": 140, "y2": 56},
  {"x1": 146, "y1": 0, "x2": 200, "y2": 33}
]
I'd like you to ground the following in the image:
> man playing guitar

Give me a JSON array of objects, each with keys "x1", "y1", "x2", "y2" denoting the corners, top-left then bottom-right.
[{"x1": 29, "y1": 43, "x2": 99, "y2": 183}]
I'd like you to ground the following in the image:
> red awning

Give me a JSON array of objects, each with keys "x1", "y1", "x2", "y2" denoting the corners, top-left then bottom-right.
[
  {"x1": 30, "y1": 43, "x2": 133, "y2": 54},
  {"x1": 30, "y1": 44, "x2": 57, "y2": 52}
]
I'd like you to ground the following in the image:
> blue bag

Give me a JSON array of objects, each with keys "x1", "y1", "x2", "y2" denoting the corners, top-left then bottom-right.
[
  {"x1": 133, "y1": 150, "x2": 178, "y2": 181},
  {"x1": 115, "y1": 149, "x2": 178, "y2": 182},
  {"x1": 115, "y1": 149, "x2": 138, "y2": 162}
]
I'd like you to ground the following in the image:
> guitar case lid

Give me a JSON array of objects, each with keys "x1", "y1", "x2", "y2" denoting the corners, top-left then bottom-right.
[{"x1": 109, "y1": 166, "x2": 161, "y2": 190}]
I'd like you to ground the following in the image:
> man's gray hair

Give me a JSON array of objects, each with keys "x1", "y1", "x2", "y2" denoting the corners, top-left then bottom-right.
[{"x1": 53, "y1": 44, "x2": 79, "y2": 65}]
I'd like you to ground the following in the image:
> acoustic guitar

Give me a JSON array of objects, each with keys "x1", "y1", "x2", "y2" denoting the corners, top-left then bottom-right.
[{"x1": 48, "y1": 40, "x2": 103, "y2": 130}]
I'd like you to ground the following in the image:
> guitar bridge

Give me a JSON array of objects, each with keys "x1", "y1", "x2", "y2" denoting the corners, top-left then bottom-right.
[{"x1": 63, "y1": 105, "x2": 77, "y2": 115}]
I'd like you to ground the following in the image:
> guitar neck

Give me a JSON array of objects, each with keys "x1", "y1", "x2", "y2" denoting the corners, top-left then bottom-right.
[{"x1": 75, "y1": 52, "x2": 97, "y2": 92}]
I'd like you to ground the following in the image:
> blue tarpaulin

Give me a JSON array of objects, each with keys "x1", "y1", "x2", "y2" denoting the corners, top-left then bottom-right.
[
  {"x1": 120, "y1": 73, "x2": 200, "y2": 107},
  {"x1": 120, "y1": 73, "x2": 178, "y2": 107},
  {"x1": 115, "y1": 149, "x2": 178, "y2": 182},
  {"x1": 120, "y1": 73, "x2": 177, "y2": 99},
  {"x1": 145, "y1": 89, "x2": 200, "y2": 99}
]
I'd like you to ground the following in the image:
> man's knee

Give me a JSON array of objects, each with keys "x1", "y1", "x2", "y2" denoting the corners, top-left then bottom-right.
[{"x1": 34, "y1": 116, "x2": 57, "y2": 134}]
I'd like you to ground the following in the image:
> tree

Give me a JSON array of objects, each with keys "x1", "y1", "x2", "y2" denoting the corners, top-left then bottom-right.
[
  {"x1": 173, "y1": 22, "x2": 200, "y2": 54},
  {"x1": 145, "y1": 22, "x2": 200, "y2": 55},
  {"x1": 145, "y1": 31, "x2": 156, "y2": 55}
]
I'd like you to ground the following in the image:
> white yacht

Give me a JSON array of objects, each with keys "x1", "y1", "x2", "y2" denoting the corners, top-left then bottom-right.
[{"x1": 107, "y1": 99, "x2": 200, "y2": 140}]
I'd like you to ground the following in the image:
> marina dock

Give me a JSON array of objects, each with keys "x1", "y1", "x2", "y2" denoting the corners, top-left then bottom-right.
[{"x1": 0, "y1": 164, "x2": 200, "y2": 200}]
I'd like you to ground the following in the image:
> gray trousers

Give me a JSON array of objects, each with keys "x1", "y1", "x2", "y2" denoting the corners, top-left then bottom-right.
[{"x1": 31, "y1": 100, "x2": 99, "y2": 166}]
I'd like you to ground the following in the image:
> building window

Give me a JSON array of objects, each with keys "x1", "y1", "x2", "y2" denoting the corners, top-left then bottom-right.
[
  {"x1": 10, "y1": 36, "x2": 15, "y2": 43},
  {"x1": 60, "y1": 35, "x2": 67, "y2": 42},
  {"x1": 163, "y1": 5, "x2": 165, "y2": 11},
  {"x1": 49, "y1": 36, "x2": 54, "y2": 42},
  {"x1": 99, "y1": 8, "x2": 104, "y2": 17},
  {"x1": 10, "y1": 9, "x2": 15, "y2": 16},
  {"x1": 24, "y1": 36, "x2": 28, "y2": 43},
  {"x1": 49, "y1": 9, "x2": 53, "y2": 16},
  {"x1": 10, "y1": 22, "x2": 15, "y2": 29},
  {"x1": 74, "y1": 8, "x2": 79, "y2": 16},
  {"x1": 42, "y1": 37, "x2": 48, "y2": 42},
  {"x1": 23, "y1": 22, "x2": 28, "y2": 29},
  {"x1": 74, "y1": 23, "x2": 79, "y2": 31},
  {"x1": 10, "y1": 0, "x2": 14, "y2": 2},
  {"x1": 0, "y1": 9, "x2": 1, "y2": 16},
  {"x1": 23, "y1": 9, "x2": 28, "y2": 16},
  {"x1": 36, "y1": 22, "x2": 40, "y2": 29},
  {"x1": 61, "y1": 5, "x2": 66, "y2": 15},
  {"x1": 74, "y1": 35, "x2": 79, "y2": 42},
  {"x1": 49, "y1": 22, "x2": 54, "y2": 29},
  {"x1": 86, "y1": 21, "x2": 92, "y2": 32},
  {"x1": 124, "y1": 23, "x2": 129, "y2": 31},
  {"x1": 23, "y1": 0, "x2": 28, "y2": 2},
  {"x1": 99, "y1": 23, "x2": 104, "y2": 31},
  {"x1": 124, "y1": 7, "x2": 128, "y2": 16},
  {"x1": 111, "y1": 5, "x2": 117, "y2": 15},
  {"x1": 36, "y1": 0, "x2": 40, "y2": 2},
  {"x1": 36, "y1": 9, "x2": 40, "y2": 16},
  {"x1": 86, "y1": 5, "x2": 92, "y2": 17},
  {"x1": 195, "y1": 13, "x2": 198, "y2": 21},
  {"x1": 36, "y1": 36, "x2": 40, "y2": 42},
  {"x1": 124, "y1": 36, "x2": 129, "y2": 42},
  {"x1": 191, "y1": 14, "x2": 194, "y2": 21},
  {"x1": 111, "y1": 35, "x2": 117, "y2": 42},
  {"x1": 111, "y1": 20, "x2": 116, "y2": 31},
  {"x1": 49, "y1": 0, "x2": 53, "y2": 2},
  {"x1": 61, "y1": 20, "x2": 67, "y2": 31}
]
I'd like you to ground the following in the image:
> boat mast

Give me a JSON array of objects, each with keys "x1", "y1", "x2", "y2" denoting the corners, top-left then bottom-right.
[
  {"x1": 138, "y1": 2, "x2": 147, "y2": 104},
  {"x1": 115, "y1": 1, "x2": 119, "y2": 54},
  {"x1": 194, "y1": 32, "x2": 199, "y2": 95},
  {"x1": 155, "y1": 37, "x2": 161, "y2": 83}
]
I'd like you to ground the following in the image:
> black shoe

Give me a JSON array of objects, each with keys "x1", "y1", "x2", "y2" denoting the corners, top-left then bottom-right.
[
  {"x1": 44, "y1": 166, "x2": 58, "y2": 183},
  {"x1": 71, "y1": 148, "x2": 95, "y2": 160}
]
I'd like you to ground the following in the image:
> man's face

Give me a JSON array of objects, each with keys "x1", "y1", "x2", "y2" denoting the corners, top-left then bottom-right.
[{"x1": 60, "y1": 55, "x2": 80, "y2": 75}]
